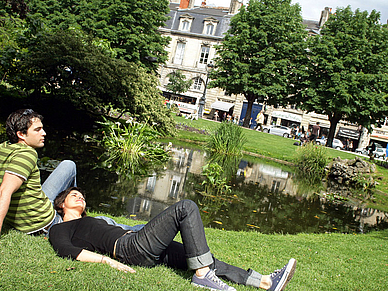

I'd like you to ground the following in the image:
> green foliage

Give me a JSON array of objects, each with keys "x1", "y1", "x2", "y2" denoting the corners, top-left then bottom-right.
[
  {"x1": 294, "y1": 143, "x2": 329, "y2": 183},
  {"x1": 209, "y1": 0, "x2": 308, "y2": 127},
  {"x1": 201, "y1": 163, "x2": 232, "y2": 196},
  {"x1": 206, "y1": 121, "x2": 246, "y2": 156},
  {"x1": 301, "y1": 6, "x2": 388, "y2": 146},
  {"x1": 94, "y1": 117, "x2": 171, "y2": 177},
  {"x1": 165, "y1": 70, "x2": 193, "y2": 95},
  {"x1": 5, "y1": 28, "x2": 176, "y2": 135},
  {"x1": 27, "y1": 0, "x2": 171, "y2": 72}
]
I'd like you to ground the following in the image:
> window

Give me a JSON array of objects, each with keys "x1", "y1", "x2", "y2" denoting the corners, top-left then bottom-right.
[
  {"x1": 174, "y1": 42, "x2": 186, "y2": 65},
  {"x1": 193, "y1": 77, "x2": 202, "y2": 90},
  {"x1": 179, "y1": 14, "x2": 194, "y2": 31},
  {"x1": 202, "y1": 17, "x2": 218, "y2": 35},
  {"x1": 199, "y1": 46, "x2": 210, "y2": 65},
  {"x1": 182, "y1": 20, "x2": 190, "y2": 31},
  {"x1": 205, "y1": 23, "x2": 214, "y2": 35}
]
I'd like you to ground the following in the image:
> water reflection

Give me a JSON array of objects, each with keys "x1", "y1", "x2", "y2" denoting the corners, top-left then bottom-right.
[{"x1": 71, "y1": 144, "x2": 388, "y2": 234}]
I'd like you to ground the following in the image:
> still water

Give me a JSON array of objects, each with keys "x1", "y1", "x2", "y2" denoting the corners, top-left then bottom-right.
[{"x1": 41, "y1": 139, "x2": 388, "y2": 234}]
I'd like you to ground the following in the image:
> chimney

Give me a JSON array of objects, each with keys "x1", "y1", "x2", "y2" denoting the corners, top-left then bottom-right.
[
  {"x1": 319, "y1": 7, "x2": 332, "y2": 27},
  {"x1": 179, "y1": 0, "x2": 195, "y2": 9},
  {"x1": 229, "y1": 0, "x2": 243, "y2": 15}
]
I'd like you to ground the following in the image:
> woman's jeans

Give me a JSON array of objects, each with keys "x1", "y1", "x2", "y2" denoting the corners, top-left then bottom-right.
[{"x1": 115, "y1": 199, "x2": 260, "y2": 286}]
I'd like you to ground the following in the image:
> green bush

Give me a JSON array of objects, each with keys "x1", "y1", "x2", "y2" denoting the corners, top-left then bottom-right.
[
  {"x1": 93, "y1": 117, "x2": 171, "y2": 177},
  {"x1": 294, "y1": 142, "x2": 329, "y2": 183},
  {"x1": 206, "y1": 122, "x2": 246, "y2": 156}
]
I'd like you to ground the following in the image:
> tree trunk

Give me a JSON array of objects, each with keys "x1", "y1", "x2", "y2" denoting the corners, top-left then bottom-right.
[
  {"x1": 327, "y1": 112, "x2": 342, "y2": 148},
  {"x1": 242, "y1": 93, "x2": 255, "y2": 128}
]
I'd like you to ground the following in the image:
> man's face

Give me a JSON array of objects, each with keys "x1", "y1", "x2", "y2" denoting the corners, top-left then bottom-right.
[{"x1": 17, "y1": 118, "x2": 46, "y2": 148}]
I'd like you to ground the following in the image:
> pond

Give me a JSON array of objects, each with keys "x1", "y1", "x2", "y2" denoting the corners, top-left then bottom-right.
[{"x1": 40, "y1": 136, "x2": 388, "y2": 235}]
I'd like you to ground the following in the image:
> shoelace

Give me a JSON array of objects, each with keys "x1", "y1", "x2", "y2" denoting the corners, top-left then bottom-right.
[
  {"x1": 207, "y1": 270, "x2": 228, "y2": 288},
  {"x1": 270, "y1": 266, "x2": 284, "y2": 279}
]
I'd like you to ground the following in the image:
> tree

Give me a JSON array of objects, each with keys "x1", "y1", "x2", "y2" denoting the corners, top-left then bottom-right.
[
  {"x1": 165, "y1": 70, "x2": 193, "y2": 96},
  {"x1": 6, "y1": 28, "x2": 176, "y2": 135},
  {"x1": 209, "y1": 0, "x2": 307, "y2": 127},
  {"x1": 300, "y1": 7, "x2": 388, "y2": 147},
  {"x1": 27, "y1": 0, "x2": 171, "y2": 72}
]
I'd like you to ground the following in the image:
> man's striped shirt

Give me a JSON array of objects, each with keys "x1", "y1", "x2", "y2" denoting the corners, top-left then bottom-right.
[{"x1": 0, "y1": 141, "x2": 54, "y2": 233}]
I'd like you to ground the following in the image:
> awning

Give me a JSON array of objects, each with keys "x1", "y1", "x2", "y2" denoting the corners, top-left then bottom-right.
[
  {"x1": 211, "y1": 101, "x2": 234, "y2": 112},
  {"x1": 337, "y1": 127, "x2": 360, "y2": 139},
  {"x1": 272, "y1": 111, "x2": 302, "y2": 123}
]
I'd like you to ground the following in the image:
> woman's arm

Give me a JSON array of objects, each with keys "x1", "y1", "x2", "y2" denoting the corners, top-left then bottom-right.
[{"x1": 76, "y1": 249, "x2": 136, "y2": 273}]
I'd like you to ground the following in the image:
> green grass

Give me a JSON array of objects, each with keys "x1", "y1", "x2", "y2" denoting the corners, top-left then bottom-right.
[{"x1": 1, "y1": 215, "x2": 387, "y2": 291}]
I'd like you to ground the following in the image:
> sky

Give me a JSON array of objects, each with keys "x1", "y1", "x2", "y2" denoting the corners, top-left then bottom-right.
[{"x1": 194, "y1": 0, "x2": 388, "y2": 23}]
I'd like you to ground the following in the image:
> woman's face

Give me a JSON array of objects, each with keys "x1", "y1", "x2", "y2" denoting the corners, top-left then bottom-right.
[{"x1": 63, "y1": 190, "x2": 86, "y2": 213}]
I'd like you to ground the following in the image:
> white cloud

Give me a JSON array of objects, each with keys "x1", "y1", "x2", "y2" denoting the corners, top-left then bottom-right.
[{"x1": 193, "y1": 0, "x2": 388, "y2": 23}]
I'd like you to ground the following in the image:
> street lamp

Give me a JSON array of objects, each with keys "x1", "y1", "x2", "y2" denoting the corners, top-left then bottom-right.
[{"x1": 198, "y1": 62, "x2": 214, "y2": 118}]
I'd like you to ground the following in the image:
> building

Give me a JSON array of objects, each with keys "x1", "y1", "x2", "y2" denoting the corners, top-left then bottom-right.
[{"x1": 158, "y1": 1, "x2": 387, "y2": 151}]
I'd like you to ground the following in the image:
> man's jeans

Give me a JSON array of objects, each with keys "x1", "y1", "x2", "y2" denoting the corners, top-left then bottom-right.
[
  {"x1": 41, "y1": 160, "x2": 77, "y2": 233},
  {"x1": 41, "y1": 160, "x2": 142, "y2": 234},
  {"x1": 114, "y1": 199, "x2": 259, "y2": 286}
]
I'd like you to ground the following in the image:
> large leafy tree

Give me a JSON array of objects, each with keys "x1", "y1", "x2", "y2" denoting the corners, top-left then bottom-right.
[
  {"x1": 165, "y1": 70, "x2": 193, "y2": 96},
  {"x1": 209, "y1": 0, "x2": 307, "y2": 127},
  {"x1": 300, "y1": 7, "x2": 388, "y2": 147},
  {"x1": 7, "y1": 28, "x2": 175, "y2": 135},
  {"x1": 27, "y1": 0, "x2": 171, "y2": 72}
]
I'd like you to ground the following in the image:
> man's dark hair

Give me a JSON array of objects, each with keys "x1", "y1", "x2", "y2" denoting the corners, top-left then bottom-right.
[
  {"x1": 54, "y1": 187, "x2": 87, "y2": 218},
  {"x1": 6, "y1": 109, "x2": 44, "y2": 143}
]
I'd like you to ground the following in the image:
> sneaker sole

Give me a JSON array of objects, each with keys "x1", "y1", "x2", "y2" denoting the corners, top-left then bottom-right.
[
  {"x1": 274, "y1": 258, "x2": 297, "y2": 291},
  {"x1": 191, "y1": 282, "x2": 236, "y2": 291}
]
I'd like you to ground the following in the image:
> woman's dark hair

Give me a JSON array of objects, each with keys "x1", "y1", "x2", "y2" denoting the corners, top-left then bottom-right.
[
  {"x1": 54, "y1": 187, "x2": 87, "y2": 218},
  {"x1": 6, "y1": 109, "x2": 44, "y2": 143}
]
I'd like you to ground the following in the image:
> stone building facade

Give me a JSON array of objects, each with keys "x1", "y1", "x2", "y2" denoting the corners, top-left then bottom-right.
[{"x1": 158, "y1": 1, "x2": 388, "y2": 150}]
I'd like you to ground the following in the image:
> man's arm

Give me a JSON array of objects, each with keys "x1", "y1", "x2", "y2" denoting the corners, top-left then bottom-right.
[{"x1": 0, "y1": 173, "x2": 24, "y2": 234}]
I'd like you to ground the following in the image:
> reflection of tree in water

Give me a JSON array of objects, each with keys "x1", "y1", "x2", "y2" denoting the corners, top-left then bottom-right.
[
  {"x1": 185, "y1": 171, "x2": 388, "y2": 234},
  {"x1": 206, "y1": 153, "x2": 240, "y2": 180}
]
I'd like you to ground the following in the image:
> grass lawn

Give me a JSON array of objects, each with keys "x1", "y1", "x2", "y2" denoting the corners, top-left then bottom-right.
[{"x1": 1, "y1": 214, "x2": 387, "y2": 291}]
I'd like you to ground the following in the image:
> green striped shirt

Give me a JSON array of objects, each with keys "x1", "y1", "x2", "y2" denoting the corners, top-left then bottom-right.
[{"x1": 0, "y1": 141, "x2": 55, "y2": 233}]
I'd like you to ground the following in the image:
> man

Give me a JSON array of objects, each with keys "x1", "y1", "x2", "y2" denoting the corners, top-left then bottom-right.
[
  {"x1": 0, "y1": 109, "x2": 77, "y2": 235},
  {"x1": 254, "y1": 110, "x2": 265, "y2": 131},
  {"x1": 0, "y1": 109, "x2": 140, "y2": 236},
  {"x1": 309, "y1": 122, "x2": 320, "y2": 142}
]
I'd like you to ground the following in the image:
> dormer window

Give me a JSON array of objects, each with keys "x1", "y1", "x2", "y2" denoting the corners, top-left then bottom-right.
[
  {"x1": 202, "y1": 17, "x2": 218, "y2": 35},
  {"x1": 179, "y1": 14, "x2": 194, "y2": 32},
  {"x1": 205, "y1": 23, "x2": 214, "y2": 35},
  {"x1": 182, "y1": 20, "x2": 190, "y2": 31}
]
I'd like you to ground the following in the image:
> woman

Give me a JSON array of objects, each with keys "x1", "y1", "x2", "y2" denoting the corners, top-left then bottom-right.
[{"x1": 49, "y1": 187, "x2": 296, "y2": 291}]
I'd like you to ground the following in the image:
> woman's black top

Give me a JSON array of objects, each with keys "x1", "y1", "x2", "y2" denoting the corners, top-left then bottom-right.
[{"x1": 49, "y1": 216, "x2": 127, "y2": 260}]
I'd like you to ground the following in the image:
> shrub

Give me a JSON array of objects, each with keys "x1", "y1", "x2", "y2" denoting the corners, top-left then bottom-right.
[
  {"x1": 93, "y1": 117, "x2": 171, "y2": 177},
  {"x1": 206, "y1": 122, "x2": 246, "y2": 156},
  {"x1": 294, "y1": 142, "x2": 329, "y2": 183}
]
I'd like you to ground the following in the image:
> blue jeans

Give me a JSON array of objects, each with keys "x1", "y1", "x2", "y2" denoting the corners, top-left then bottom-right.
[
  {"x1": 41, "y1": 160, "x2": 77, "y2": 234},
  {"x1": 114, "y1": 200, "x2": 261, "y2": 286},
  {"x1": 41, "y1": 160, "x2": 137, "y2": 235}
]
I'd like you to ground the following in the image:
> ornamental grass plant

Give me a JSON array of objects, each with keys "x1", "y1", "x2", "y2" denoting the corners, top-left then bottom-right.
[
  {"x1": 93, "y1": 117, "x2": 171, "y2": 177},
  {"x1": 294, "y1": 142, "x2": 330, "y2": 183},
  {"x1": 205, "y1": 121, "x2": 246, "y2": 156}
]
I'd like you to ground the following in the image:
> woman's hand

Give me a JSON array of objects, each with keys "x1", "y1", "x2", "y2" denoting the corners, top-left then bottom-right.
[
  {"x1": 102, "y1": 256, "x2": 136, "y2": 273},
  {"x1": 76, "y1": 250, "x2": 136, "y2": 273}
]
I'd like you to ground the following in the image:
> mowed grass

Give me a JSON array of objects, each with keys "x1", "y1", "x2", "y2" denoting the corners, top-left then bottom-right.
[
  {"x1": 172, "y1": 116, "x2": 361, "y2": 162},
  {"x1": 1, "y1": 214, "x2": 387, "y2": 291}
]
